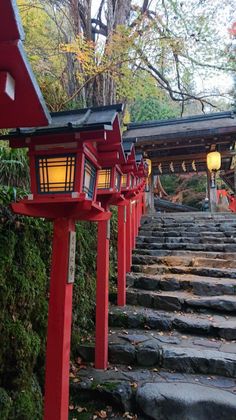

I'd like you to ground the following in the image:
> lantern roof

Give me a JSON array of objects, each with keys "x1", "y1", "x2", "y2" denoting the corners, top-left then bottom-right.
[
  {"x1": 2, "y1": 104, "x2": 125, "y2": 167},
  {"x1": 122, "y1": 139, "x2": 137, "y2": 155},
  {"x1": 0, "y1": 0, "x2": 50, "y2": 128},
  {"x1": 123, "y1": 139, "x2": 137, "y2": 165},
  {"x1": 135, "y1": 153, "x2": 143, "y2": 164},
  {"x1": 5, "y1": 104, "x2": 123, "y2": 138}
]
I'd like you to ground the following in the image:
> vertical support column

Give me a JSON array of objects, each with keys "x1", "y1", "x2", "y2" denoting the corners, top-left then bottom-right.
[
  {"x1": 132, "y1": 200, "x2": 136, "y2": 249},
  {"x1": 95, "y1": 218, "x2": 110, "y2": 369},
  {"x1": 126, "y1": 201, "x2": 132, "y2": 273},
  {"x1": 207, "y1": 170, "x2": 217, "y2": 213},
  {"x1": 135, "y1": 199, "x2": 138, "y2": 237},
  {"x1": 117, "y1": 205, "x2": 126, "y2": 306},
  {"x1": 138, "y1": 195, "x2": 142, "y2": 226},
  {"x1": 146, "y1": 175, "x2": 155, "y2": 212},
  {"x1": 44, "y1": 218, "x2": 75, "y2": 420}
]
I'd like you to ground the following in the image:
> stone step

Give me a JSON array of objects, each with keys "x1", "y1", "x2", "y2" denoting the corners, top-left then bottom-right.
[
  {"x1": 109, "y1": 305, "x2": 236, "y2": 339},
  {"x1": 138, "y1": 230, "x2": 228, "y2": 238},
  {"x1": 133, "y1": 249, "x2": 236, "y2": 259},
  {"x1": 142, "y1": 212, "x2": 236, "y2": 219},
  {"x1": 142, "y1": 219, "x2": 236, "y2": 225},
  {"x1": 71, "y1": 366, "x2": 236, "y2": 420},
  {"x1": 132, "y1": 254, "x2": 236, "y2": 269},
  {"x1": 137, "y1": 235, "x2": 236, "y2": 245},
  {"x1": 135, "y1": 241, "x2": 236, "y2": 252},
  {"x1": 127, "y1": 272, "x2": 236, "y2": 296},
  {"x1": 141, "y1": 220, "x2": 236, "y2": 225},
  {"x1": 77, "y1": 329, "x2": 236, "y2": 378},
  {"x1": 126, "y1": 289, "x2": 236, "y2": 313},
  {"x1": 137, "y1": 381, "x2": 236, "y2": 420},
  {"x1": 139, "y1": 225, "x2": 236, "y2": 233},
  {"x1": 141, "y1": 215, "x2": 236, "y2": 223},
  {"x1": 132, "y1": 263, "x2": 236, "y2": 279},
  {"x1": 136, "y1": 236, "x2": 233, "y2": 244}
]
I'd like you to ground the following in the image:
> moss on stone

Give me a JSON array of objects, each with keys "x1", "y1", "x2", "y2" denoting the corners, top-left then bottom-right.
[
  {"x1": 0, "y1": 388, "x2": 12, "y2": 420},
  {"x1": 0, "y1": 203, "x2": 118, "y2": 417}
]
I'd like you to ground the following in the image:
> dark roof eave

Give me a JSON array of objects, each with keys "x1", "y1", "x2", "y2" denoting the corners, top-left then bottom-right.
[
  {"x1": 126, "y1": 111, "x2": 236, "y2": 130},
  {"x1": 51, "y1": 103, "x2": 124, "y2": 118},
  {"x1": 0, "y1": 123, "x2": 113, "y2": 141},
  {"x1": 124, "y1": 126, "x2": 236, "y2": 144}
]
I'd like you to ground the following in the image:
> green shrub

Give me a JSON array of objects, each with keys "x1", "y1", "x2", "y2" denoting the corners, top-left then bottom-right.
[{"x1": 10, "y1": 376, "x2": 42, "y2": 420}]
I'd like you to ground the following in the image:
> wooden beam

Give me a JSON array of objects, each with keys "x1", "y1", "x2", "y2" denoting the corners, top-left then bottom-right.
[
  {"x1": 137, "y1": 138, "x2": 232, "y2": 153},
  {"x1": 132, "y1": 127, "x2": 236, "y2": 143},
  {"x1": 150, "y1": 151, "x2": 236, "y2": 165}
]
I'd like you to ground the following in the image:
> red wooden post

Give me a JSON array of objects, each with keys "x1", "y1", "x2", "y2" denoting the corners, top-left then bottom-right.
[
  {"x1": 44, "y1": 218, "x2": 75, "y2": 420},
  {"x1": 137, "y1": 198, "x2": 140, "y2": 229},
  {"x1": 117, "y1": 205, "x2": 126, "y2": 306},
  {"x1": 95, "y1": 218, "x2": 110, "y2": 369},
  {"x1": 126, "y1": 201, "x2": 132, "y2": 273},
  {"x1": 139, "y1": 194, "x2": 142, "y2": 224},
  {"x1": 132, "y1": 201, "x2": 136, "y2": 249},
  {"x1": 136, "y1": 198, "x2": 139, "y2": 235},
  {"x1": 139, "y1": 196, "x2": 142, "y2": 225}
]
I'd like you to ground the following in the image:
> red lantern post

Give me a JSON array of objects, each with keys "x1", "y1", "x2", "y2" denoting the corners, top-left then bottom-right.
[
  {"x1": 95, "y1": 115, "x2": 126, "y2": 368},
  {"x1": 117, "y1": 142, "x2": 148, "y2": 307},
  {"x1": 3, "y1": 105, "x2": 123, "y2": 420}
]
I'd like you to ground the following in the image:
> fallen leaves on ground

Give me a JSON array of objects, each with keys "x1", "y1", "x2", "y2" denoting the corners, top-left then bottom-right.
[
  {"x1": 130, "y1": 382, "x2": 138, "y2": 389},
  {"x1": 123, "y1": 412, "x2": 138, "y2": 419},
  {"x1": 94, "y1": 409, "x2": 107, "y2": 418},
  {"x1": 77, "y1": 406, "x2": 88, "y2": 413}
]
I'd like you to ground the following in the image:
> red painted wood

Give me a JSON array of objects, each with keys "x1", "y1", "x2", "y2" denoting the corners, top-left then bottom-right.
[
  {"x1": 138, "y1": 196, "x2": 142, "y2": 226},
  {"x1": 44, "y1": 218, "x2": 75, "y2": 420},
  {"x1": 117, "y1": 205, "x2": 126, "y2": 306},
  {"x1": 136, "y1": 199, "x2": 139, "y2": 235},
  {"x1": 132, "y1": 201, "x2": 136, "y2": 249},
  {"x1": 0, "y1": 0, "x2": 23, "y2": 41},
  {"x1": 95, "y1": 219, "x2": 110, "y2": 369},
  {"x1": 126, "y1": 201, "x2": 132, "y2": 273},
  {"x1": 11, "y1": 198, "x2": 109, "y2": 221},
  {"x1": 0, "y1": 41, "x2": 50, "y2": 128}
]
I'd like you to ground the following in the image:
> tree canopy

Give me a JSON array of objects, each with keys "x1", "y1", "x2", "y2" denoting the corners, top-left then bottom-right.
[{"x1": 17, "y1": 0, "x2": 236, "y2": 115}]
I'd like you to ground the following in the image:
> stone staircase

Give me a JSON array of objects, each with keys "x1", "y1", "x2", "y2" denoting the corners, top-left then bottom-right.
[{"x1": 73, "y1": 213, "x2": 236, "y2": 419}]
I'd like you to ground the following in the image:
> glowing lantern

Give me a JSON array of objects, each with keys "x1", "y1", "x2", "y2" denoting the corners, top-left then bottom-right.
[{"x1": 207, "y1": 151, "x2": 221, "y2": 172}]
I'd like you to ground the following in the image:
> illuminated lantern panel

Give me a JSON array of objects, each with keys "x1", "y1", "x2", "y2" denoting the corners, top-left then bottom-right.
[
  {"x1": 83, "y1": 159, "x2": 97, "y2": 199},
  {"x1": 36, "y1": 154, "x2": 76, "y2": 194},
  {"x1": 207, "y1": 151, "x2": 221, "y2": 172},
  {"x1": 31, "y1": 140, "x2": 99, "y2": 201},
  {"x1": 97, "y1": 168, "x2": 112, "y2": 189},
  {"x1": 121, "y1": 174, "x2": 128, "y2": 189}
]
